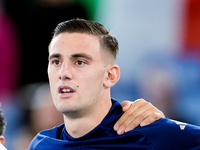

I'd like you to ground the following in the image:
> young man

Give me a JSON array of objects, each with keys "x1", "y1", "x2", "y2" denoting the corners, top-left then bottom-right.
[
  {"x1": 28, "y1": 18, "x2": 200, "y2": 149},
  {"x1": 0, "y1": 104, "x2": 7, "y2": 150}
]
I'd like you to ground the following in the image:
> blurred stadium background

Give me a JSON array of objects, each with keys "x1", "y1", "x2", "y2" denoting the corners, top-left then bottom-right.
[{"x1": 1, "y1": 0, "x2": 200, "y2": 149}]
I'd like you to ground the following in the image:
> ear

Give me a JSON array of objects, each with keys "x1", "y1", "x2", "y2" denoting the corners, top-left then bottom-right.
[
  {"x1": 0, "y1": 136, "x2": 5, "y2": 145},
  {"x1": 103, "y1": 65, "x2": 120, "y2": 88}
]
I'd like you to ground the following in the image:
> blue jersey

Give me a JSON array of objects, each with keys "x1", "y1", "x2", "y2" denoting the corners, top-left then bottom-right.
[{"x1": 27, "y1": 99, "x2": 200, "y2": 150}]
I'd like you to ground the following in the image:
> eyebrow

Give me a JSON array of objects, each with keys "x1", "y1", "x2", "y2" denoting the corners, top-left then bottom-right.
[
  {"x1": 48, "y1": 53, "x2": 61, "y2": 61},
  {"x1": 48, "y1": 53, "x2": 93, "y2": 61},
  {"x1": 71, "y1": 53, "x2": 93, "y2": 61}
]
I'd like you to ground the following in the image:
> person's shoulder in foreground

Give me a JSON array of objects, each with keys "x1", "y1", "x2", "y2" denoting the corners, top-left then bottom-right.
[
  {"x1": 27, "y1": 99, "x2": 200, "y2": 150},
  {"x1": 136, "y1": 118, "x2": 200, "y2": 150}
]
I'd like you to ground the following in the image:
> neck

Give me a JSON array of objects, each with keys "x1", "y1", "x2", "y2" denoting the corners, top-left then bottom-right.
[{"x1": 63, "y1": 95, "x2": 112, "y2": 138}]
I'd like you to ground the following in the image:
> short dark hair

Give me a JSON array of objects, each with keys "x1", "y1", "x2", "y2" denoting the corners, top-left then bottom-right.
[
  {"x1": 51, "y1": 18, "x2": 119, "y2": 61},
  {"x1": 0, "y1": 104, "x2": 6, "y2": 135}
]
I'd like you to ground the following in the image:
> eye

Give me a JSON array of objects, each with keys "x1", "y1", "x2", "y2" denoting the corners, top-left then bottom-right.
[
  {"x1": 75, "y1": 60, "x2": 85, "y2": 66},
  {"x1": 52, "y1": 60, "x2": 61, "y2": 66}
]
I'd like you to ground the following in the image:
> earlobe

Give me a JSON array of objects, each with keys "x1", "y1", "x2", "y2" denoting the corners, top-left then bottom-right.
[
  {"x1": 104, "y1": 65, "x2": 120, "y2": 88},
  {"x1": 0, "y1": 136, "x2": 5, "y2": 146}
]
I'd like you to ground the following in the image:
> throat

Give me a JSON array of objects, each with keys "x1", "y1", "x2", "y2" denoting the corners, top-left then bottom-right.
[
  {"x1": 64, "y1": 116, "x2": 98, "y2": 138},
  {"x1": 63, "y1": 98, "x2": 112, "y2": 138}
]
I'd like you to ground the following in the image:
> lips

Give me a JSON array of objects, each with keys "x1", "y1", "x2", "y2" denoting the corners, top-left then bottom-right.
[{"x1": 58, "y1": 86, "x2": 75, "y2": 98}]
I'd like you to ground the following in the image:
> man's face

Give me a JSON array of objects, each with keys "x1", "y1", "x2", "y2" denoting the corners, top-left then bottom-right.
[{"x1": 48, "y1": 33, "x2": 107, "y2": 116}]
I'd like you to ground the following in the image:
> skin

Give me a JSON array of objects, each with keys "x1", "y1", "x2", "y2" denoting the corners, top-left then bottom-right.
[
  {"x1": 0, "y1": 136, "x2": 5, "y2": 145},
  {"x1": 114, "y1": 99, "x2": 164, "y2": 134},
  {"x1": 48, "y1": 32, "x2": 165, "y2": 137}
]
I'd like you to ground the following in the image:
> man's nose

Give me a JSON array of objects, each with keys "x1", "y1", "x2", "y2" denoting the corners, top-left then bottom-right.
[{"x1": 59, "y1": 61, "x2": 72, "y2": 80}]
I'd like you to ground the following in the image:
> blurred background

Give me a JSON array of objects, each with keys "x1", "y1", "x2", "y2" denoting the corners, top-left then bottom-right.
[{"x1": 0, "y1": 0, "x2": 200, "y2": 149}]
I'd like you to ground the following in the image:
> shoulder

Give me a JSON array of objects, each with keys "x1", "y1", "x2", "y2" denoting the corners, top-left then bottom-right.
[
  {"x1": 135, "y1": 118, "x2": 200, "y2": 150},
  {"x1": 139, "y1": 118, "x2": 200, "y2": 138},
  {"x1": 27, "y1": 123, "x2": 65, "y2": 150}
]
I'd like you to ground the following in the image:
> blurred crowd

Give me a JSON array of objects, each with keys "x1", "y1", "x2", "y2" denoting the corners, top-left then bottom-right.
[{"x1": 0, "y1": 0, "x2": 200, "y2": 149}]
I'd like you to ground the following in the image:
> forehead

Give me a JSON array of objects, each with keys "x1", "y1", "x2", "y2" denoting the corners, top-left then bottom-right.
[{"x1": 49, "y1": 33, "x2": 101, "y2": 54}]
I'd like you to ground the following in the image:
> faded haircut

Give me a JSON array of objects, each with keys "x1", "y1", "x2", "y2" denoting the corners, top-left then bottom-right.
[{"x1": 51, "y1": 18, "x2": 119, "y2": 62}]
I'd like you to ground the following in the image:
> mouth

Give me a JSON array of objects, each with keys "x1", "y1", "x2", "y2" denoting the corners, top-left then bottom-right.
[
  {"x1": 58, "y1": 86, "x2": 75, "y2": 97},
  {"x1": 61, "y1": 88, "x2": 73, "y2": 93}
]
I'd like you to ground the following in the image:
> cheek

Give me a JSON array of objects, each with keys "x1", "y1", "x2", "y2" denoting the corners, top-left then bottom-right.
[
  {"x1": 81, "y1": 71, "x2": 105, "y2": 90},
  {"x1": 48, "y1": 68, "x2": 57, "y2": 83},
  {"x1": 48, "y1": 73, "x2": 57, "y2": 97},
  {"x1": 47, "y1": 68, "x2": 52, "y2": 81}
]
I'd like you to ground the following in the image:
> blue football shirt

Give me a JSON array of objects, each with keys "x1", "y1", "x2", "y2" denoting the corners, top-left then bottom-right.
[{"x1": 27, "y1": 99, "x2": 200, "y2": 150}]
